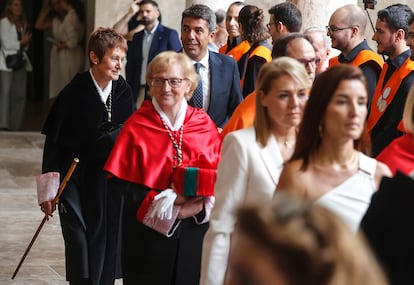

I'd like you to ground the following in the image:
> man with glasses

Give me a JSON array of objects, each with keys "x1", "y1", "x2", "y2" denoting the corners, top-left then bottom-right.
[
  {"x1": 367, "y1": 4, "x2": 414, "y2": 157},
  {"x1": 272, "y1": 33, "x2": 318, "y2": 83},
  {"x1": 220, "y1": 33, "x2": 316, "y2": 138},
  {"x1": 304, "y1": 27, "x2": 331, "y2": 76},
  {"x1": 268, "y1": 2, "x2": 302, "y2": 44},
  {"x1": 327, "y1": 4, "x2": 383, "y2": 108}
]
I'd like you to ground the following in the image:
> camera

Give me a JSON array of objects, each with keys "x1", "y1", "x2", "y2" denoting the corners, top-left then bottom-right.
[{"x1": 363, "y1": 0, "x2": 377, "y2": 10}]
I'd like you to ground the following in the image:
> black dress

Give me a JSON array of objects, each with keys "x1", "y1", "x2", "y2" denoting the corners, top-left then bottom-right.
[{"x1": 41, "y1": 71, "x2": 134, "y2": 284}]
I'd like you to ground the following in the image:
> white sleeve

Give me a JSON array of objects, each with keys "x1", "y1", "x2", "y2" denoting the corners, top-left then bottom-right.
[{"x1": 199, "y1": 132, "x2": 249, "y2": 285}]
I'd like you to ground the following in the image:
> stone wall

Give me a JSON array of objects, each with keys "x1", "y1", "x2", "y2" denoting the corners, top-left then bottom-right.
[
  {"x1": 92, "y1": 1, "x2": 412, "y2": 38},
  {"x1": 90, "y1": 0, "x2": 412, "y2": 57}
]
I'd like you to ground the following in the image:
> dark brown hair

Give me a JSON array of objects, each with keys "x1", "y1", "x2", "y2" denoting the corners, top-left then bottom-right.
[
  {"x1": 291, "y1": 64, "x2": 368, "y2": 170},
  {"x1": 3, "y1": 0, "x2": 28, "y2": 27},
  {"x1": 238, "y1": 5, "x2": 269, "y2": 43}
]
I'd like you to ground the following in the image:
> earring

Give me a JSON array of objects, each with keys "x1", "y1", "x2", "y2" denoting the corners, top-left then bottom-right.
[{"x1": 318, "y1": 124, "x2": 323, "y2": 137}]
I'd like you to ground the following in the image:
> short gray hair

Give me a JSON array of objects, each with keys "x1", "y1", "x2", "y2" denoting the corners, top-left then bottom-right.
[{"x1": 182, "y1": 4, "x2": 216, "y2": 33}]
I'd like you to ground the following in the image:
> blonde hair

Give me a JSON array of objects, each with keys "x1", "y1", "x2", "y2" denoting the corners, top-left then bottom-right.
[
  {"x1": 235, "y1": 193, "x2": 389, "y2": 285},
  {"x1": 254, "y1": 57, "x2": 310, "y2": 146},
  {"x1": 145, "y1": 51, "x2": 199, "y2": 100},
  {"x1": 402, "y1": 85, "x2": 414, "y2": 133}
]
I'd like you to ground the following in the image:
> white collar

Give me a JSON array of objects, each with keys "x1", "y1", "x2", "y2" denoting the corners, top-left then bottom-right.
[
  {"x1": 145, "y1": 21, "x2": 159, "y2": 35},
  {"x1": 89, "y1": 69, "x2": 112, "y2": 102},
  {"x1": 152, "y1": 97, "x2": 187, "y2": 130},
  {"x1": 185, "y1": 51, "x2": 209, "y2": 69}
]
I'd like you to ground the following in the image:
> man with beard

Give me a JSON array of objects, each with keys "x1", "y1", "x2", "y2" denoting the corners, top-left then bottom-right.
[
  {"x1": 327, "y1": 4, "x2": 383, "y2": 109},
  {"x1": 267, "y1": 2, "x2": 302, "y2": 44},
  {"x1": 125, "y1": 0, "x2": 181, "y2": 107},
  {"x1": 367, "y1": 4, "x2": 414, "y2": 157}
]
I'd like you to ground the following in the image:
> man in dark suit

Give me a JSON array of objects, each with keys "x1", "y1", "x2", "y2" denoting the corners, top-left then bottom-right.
[
  {"x1": 181, "y1": 4, "x2": 243, "y2": 129},
  {"x1": 126, "y1": 0, "x2": 182, "y2": 106}
]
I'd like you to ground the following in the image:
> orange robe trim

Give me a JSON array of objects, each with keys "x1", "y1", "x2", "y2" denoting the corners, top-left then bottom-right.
[
  {"x1": 367, "y1": 58, "x2": 414, "y2": 133},
  {"x1": 225, "y1": 40, "x2": 250, "y2": 62},
  {"x1": 240, "y1": 45, "x2": 272, "y2": 88},
  {"x1": 218, "y1": 44, "x2": 227, "y2": 54},
  {"x1": 329, "y1": 49, "x2": 383, "y2": 67},
  {"x1": 221, "y1": 91, "x2": 256, "y2": 139}
]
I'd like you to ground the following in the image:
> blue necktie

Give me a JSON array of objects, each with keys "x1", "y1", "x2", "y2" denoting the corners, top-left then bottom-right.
[{"x1": 191, "y1": 62, "x2": 203, "y2": 108}]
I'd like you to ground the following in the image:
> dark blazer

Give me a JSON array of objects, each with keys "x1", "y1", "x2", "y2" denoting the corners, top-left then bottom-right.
[
  {"x1": 126, "y1": 24, "x2": 182, "y2": 100},
  {"x1": 203, "y1": 51, "x2": 243, "y2": 128}
]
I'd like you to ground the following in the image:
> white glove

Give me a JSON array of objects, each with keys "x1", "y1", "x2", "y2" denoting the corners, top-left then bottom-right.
[
  {"x1": 36, "y1": 172, "x2": 60, "y2": 205},
  {"x1": 149, "y1": 189, "x2": 177, "y2": 220}
]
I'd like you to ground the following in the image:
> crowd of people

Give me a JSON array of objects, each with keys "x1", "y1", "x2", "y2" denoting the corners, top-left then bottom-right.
[{"x1": 2, "y1": 0, "x2": 414, "y2": 284}]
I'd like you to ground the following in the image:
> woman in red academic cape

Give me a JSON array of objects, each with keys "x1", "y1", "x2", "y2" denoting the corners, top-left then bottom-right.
[{"x1": 104, "y1": 51, "x2": 222, "y2": 285}]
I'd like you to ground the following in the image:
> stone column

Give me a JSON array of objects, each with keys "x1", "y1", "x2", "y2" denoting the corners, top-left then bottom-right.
[{"x1": 293, "y1": 0, "x2": 357, "y2": 31}]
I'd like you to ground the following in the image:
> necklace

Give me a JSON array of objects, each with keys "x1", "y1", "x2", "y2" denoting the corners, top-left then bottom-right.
[
  {"x1": 315, "y1": 151, "x2": 359, "y2": 172},
  {"x1": 105, "y1": 91, "x2": 112, "y2": 122},
  {"x1": 284, "y1": 140, "x2": 293, "y2": 149},
  {"x1": 277, "y1": 138, "x2": 294, "y2": 149},
  {"x1": 160, "y1": 117, "x2": 183, "y2": 166}
]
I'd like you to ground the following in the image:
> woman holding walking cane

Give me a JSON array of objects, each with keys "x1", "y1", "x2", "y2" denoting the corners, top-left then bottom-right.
[{"x1": 39, "y1": 27, "x2": 134, "y2": 285}]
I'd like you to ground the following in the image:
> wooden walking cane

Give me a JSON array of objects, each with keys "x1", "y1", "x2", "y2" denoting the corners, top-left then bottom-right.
[{"x1": 11, "y1": 157, "x2": 80, "y2": 280}]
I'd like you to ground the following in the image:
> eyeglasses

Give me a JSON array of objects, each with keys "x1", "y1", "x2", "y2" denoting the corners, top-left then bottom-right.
[
  {"x1": 296, "y1": 58, "x2": 320, "y2": 68},
  {"x1": 150, "y1": 78, "x2": 185, "y2": 88},
  {"x1": 325, "y1": 25, "x2": 357, "y2": 33},
  {"x1": 266, "y1": 22, "x2": 275, "y2": 30}
]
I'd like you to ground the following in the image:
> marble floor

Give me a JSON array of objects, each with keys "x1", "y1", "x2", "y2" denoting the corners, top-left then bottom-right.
[
  {"x1": 0, "y1": 131, "x2": 122, "y2": 285},
  {"x1": 0, "y1": 131, "x2": 66, "y2": 285}
]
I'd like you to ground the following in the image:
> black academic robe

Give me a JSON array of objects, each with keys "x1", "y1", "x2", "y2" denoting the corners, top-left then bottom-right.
[
  {"x1": 41, "y1": 71, "x2": 134, "y2": 284},
  {"x1": 360, "y1": 172, "x2": 414, "y2": 285}
]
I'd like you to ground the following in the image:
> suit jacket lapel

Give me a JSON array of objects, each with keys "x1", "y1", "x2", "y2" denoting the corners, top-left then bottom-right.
[
  {"x1": 149, "y1": 25, "x2": 164, "y2": 60},
  {"x1": 259, "y1": 135, "x2": 284, "y2": 185},
  {"x1": 208, "y1": 51, "x2": 222, "y2": 112}
]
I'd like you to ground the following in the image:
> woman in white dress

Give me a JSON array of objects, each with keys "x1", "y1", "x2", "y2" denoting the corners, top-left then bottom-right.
[
  {"x1": 276, "y1": 64, "x2": 392, "y2": 232},
  {"x1": 200, "y1": 57, "x2": 311, "y2": 285},
  {"x1": 0, "y1": 0, "x2": 32, "y2": 130},
  {"x1": 35, "y1": 0, "x2": 85, "y2": 98}
]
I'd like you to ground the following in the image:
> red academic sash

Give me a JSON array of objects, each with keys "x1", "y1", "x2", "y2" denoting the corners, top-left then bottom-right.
[
  {"x1": 367, "y1": 58, "x2": 414, "y2": 133},
  {"x1": 329, "y1": 49, "x2": 383, "y2": 67},
  {"x1": 104, "y1": 101, "x2": 221, "y2": 190}
]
